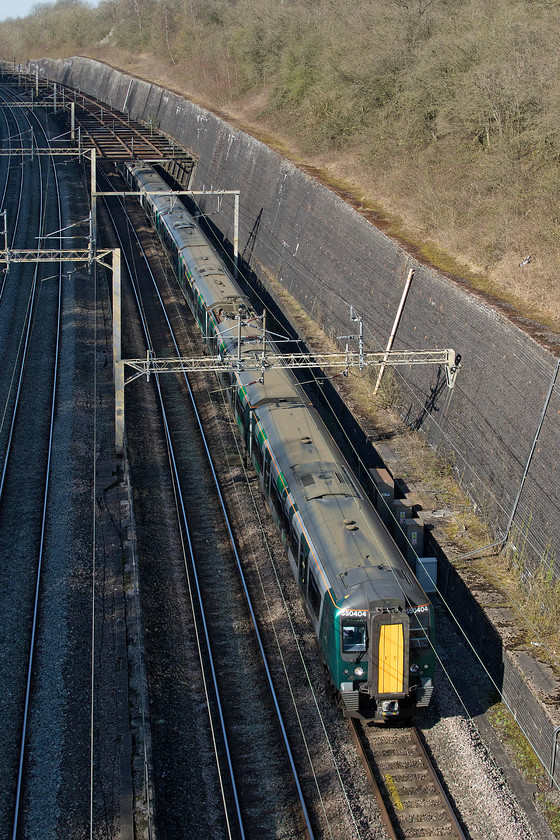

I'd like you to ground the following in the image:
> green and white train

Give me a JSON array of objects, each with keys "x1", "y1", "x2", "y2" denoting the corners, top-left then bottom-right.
[{"x1": 124, "y1": 161, "x2": 435, "y2": 722}]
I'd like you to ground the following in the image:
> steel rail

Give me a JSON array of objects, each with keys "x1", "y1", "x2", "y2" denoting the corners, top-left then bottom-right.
[
  {"x1": 0, "y1": 86, "x2": 27, "y2": 300},
  {"x1": 102, "y1": 172, "x2": 315, "y2": 838},
  {"x1": 349, "y1": 719, "x2": 467, "y2": 840},
  {"x1": 100, "y1": 187, "x2": 246, "y2": 840},
  {"x1": 408, "y1": 727, "x2": 467, "y2": 839},
  {"x1": 347, "y1": 719, "x2": 398, "y2": 840},
  {"x1": 0, "y1": 93, "x2": 46, "y2": 499},
  {"x1": 0, "y1": 98, "x2": 15, "y2": 211},
  {"x1": 1, "y1": 94, "x2": 65, "y2": 840}
]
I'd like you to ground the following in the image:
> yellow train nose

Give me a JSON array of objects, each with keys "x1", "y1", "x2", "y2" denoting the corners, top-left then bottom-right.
[{"x1": 378, "y1": 622, "x2": 404, "y2": 694}]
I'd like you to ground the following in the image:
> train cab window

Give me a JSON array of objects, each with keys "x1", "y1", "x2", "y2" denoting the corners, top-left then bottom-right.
[
  {"x1": 341, "y1": 622, "x2": 367, "y2": 654},
  {"x1": 409, "y1": 610, "x2": 430, "y2": 649},
  {"x1": 308, "y1": 571, "x2": 321, "y2": 619}
]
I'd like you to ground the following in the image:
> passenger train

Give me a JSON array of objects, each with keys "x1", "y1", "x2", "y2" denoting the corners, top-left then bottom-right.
[{"x1": 123, "y1": 161, "x2": 435, "y2": 722}]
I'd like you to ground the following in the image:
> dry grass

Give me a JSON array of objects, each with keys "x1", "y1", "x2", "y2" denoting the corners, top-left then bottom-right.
[{"x1": 74, "y1": 48, "x2": 560, "y2": 338}]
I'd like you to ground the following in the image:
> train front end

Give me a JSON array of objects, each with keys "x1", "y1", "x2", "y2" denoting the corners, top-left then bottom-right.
[{"x1": 326, "y1": 577, "x2": 435, "y2": 722}]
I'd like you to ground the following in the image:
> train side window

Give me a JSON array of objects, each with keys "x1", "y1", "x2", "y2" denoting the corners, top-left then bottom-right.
[
  {"x1": 280, "y1": 489, "x2": 290, "y2": 534},
  {"x1": 289, "y1": 522, "x2": 298, "y2": 557},
  {"x1": 308, "y1": 571, "x2": 321, "y2": 619},
  {"x1": 341, "y1": 622, "x2": 367, "y2": 653},
  {"x1": 253, "y1": 429, "x2": 263, "y2": 472},
  {"x1": 409, "y1": 611, "x2": 430, "y2": 649},
  {"x1": 235, "y1": 391, "x2": 244, "y2": 425},
  {"x1": 298, "y1": 534, "x2": 309, "y2": 588},
  {"x1": 271, "y1": 481, "x2": 283, "y2": 522},
  {"x1": 176, "y1": 254, "x2": 183, "y2": 288},
  {"x1": 246, "y1": 410, "x2": 253, "y2": 454},
  {"x1": 269, "y1": 480, "x2": 289, "y2": 536}
]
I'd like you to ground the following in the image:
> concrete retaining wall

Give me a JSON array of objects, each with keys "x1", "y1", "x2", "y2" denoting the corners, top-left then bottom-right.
[
  {"x1": 35, "y1": 56, "x2": 560, "y2": 781},
  {"x1": 439, "y1": 549, "x2": 560, "y2": 784}
]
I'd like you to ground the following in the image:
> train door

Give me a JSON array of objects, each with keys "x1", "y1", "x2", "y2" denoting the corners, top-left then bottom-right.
[
  {"x1": 298, "y1": 534, "x2": 309, "y2": 591},
  {"x1": 263, "y1": 447, "x2": 271, "y2": 494},
  {"x1": 247, "y1": 410, "x2": 252, "y2": 456}
]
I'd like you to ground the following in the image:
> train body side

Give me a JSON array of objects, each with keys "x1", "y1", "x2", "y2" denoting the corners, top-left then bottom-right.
[{"x1": 123, "y1": 162, "x2": 435, "y2": 721}]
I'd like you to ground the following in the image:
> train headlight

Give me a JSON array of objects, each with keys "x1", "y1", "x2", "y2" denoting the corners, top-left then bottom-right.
[
  {"x1": 410, "y1": 664, "x2": 419, "y2": 673},
  {"x1": 354, "y1": 666, "x2": 365, "y2": 678}
]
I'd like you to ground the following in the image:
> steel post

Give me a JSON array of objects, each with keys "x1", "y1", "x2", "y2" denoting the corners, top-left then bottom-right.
[
  {"x1": 112, "y1": 249, "x2": 125, "y2": 455},
  {"x1": 374, "y1": 267, "x2": 415, "y2": 394},
  {"x1": 233, "y1": 192, "x2": 239, "y2": 279},
  {"x1": 90, "y1": 149, "x2": 97, "y2": 251}
]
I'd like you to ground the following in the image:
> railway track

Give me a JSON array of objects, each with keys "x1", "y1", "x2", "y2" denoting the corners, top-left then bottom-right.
[
  {"x1": 0, "y1": 64, "x2": 195, "y2": 185},
  {"x1": 350, "y1": 720, "x2": 466, "y2": 840},
  {"x1": 99, "y1": 169, "x2": 316, "y2": 838},
  {"x1": 0, "y1": 82, "x2": 130, "y2": 840},
  {"x1": 1, "y1": 69, "x2": 385, "y2": 838},
  {"x1": 0, "y1": 85, "x2": 65, "y2": 839}
]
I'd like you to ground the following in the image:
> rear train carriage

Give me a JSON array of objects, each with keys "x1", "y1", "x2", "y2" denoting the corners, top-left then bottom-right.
[{"x1": 124, "y1": 162, "x2": 435, "y2": 721}]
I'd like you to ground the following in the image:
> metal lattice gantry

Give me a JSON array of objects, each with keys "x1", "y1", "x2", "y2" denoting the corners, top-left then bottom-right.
[
  {"x1": 118, "y1": 310, "x2": 460, "y2": 451},
  {"x1": 0, "y1": 141, "x2": 241, "y2": 272},
  {"x1": 123, "y1": 347, "x2": 460, "y2": 380}
]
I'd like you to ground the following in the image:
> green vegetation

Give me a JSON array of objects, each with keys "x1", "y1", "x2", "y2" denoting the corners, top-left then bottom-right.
[
  {"x1": 488, "y1": 701, "x2": 560, "y2": 837},
  {"x1": 488, "y1": 701, "x2": 544, "y2": 784},
  {"x1": 1, "y1": 0, "x2": 560, "y2": 327}
]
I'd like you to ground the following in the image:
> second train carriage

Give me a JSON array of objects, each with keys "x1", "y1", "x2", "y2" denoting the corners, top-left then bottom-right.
[{"x1": 123, "y1": 161, "x2": 435, "y2": 721}]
